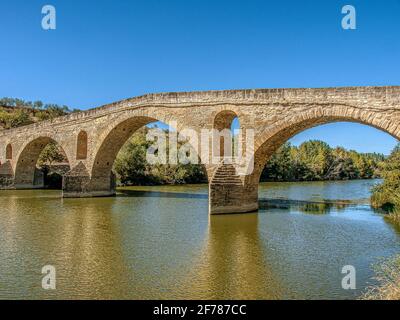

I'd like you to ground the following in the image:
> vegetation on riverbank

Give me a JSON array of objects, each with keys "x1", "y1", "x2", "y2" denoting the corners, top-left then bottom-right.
[
  {"x1": 261, "y1": 140, "x2": 383, "y2": 182},
  {"x1": 361, "y1": 254, "x2": 400, "y2": 300},
  {"x1": 114, "y1": 129, "x2": 385, "y2": 186},
  {"x1": 363, "y1": 144, "x2": 400, "y2": 300},
  {"x1": 371, "y1": 144, "x2": 400, "y2": 221},
  {"x1": 0, "y1": 97, "x2": 77, "y2": 129},
  {"x1": 114, "y1": 128, "x2": 207, "y2": 185}
]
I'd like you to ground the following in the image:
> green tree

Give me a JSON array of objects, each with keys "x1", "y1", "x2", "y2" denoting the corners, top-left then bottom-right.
[
  {"x1": 262, "y1": 142, "x2": 294, "y2": 181},
  {"x1": 38, "y1": 142, "x2": 67, "y2": 166},
  {"x1": 371, "y1": 144, "x2": 400, "y2": 211},
  {"x1": 260, "y1": 141, "x2": 382, "y2": 182},
  {"x1": 298, "y1": 140, "x2": 332, "y2": 179},
  {"x1": 113, "y1": 128, "x2": 207, "y2": 186}
]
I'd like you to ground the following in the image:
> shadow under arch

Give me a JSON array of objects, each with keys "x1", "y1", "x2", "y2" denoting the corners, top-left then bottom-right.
[
  {"x1": 14, "y1": 136, "x2": 71, "y2": 188},
  {"x1": 89, "y1": 116, "x2": 208, "y2": 195}
]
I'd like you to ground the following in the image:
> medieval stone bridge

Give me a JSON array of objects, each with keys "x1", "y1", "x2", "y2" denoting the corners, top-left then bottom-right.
[{"x1": 0, "y1": 86, "x2": 399, "y2": 214}]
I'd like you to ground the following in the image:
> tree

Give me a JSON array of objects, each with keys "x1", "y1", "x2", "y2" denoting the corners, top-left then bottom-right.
[
  {"x1": 0, "y1": 97, "x2": 74, "y2": 127},
  {"x1": 262, "y1": 142, "x2": 294, "y2": 181},
  {"x1": 38, "y1": 142, "x2": 67, "y2": 166},
  {"x1": 260, "y1": 140, "x2": 383, "y2": 182},
  {"x1": 371, "y1": 144, "x2": 400, "y2": 211},
  {"x1": 33, "y1": 100, "x2": 44, "y2": 109},
  {"x1": 113, "y1": 128, "x2": 207, "y2": 186}
]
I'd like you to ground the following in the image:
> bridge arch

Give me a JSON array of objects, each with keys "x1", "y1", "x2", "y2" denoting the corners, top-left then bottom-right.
[
  {"x1": 248, "y1": 106, "x2": 400, "y2": 183},
  {"x1": 14, "y1": 136, "x2": 71, "y2": 188},
  {"x1": 88, "y1": 115, "x2": 208, "y2": 195},
  {"x1": 228, "y1": 106, "x2": 400, "y2": 214},
  {"x1": 210, "y1": 105, "x2": 400, "y2": 214}
]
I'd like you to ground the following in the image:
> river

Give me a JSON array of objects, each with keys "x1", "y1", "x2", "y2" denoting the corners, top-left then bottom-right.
[{"x1": 0, "y1": 179, "x2": 399, "y2": 299}]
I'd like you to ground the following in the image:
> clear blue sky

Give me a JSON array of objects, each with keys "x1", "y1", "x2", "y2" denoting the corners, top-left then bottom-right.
[{"x1": 1, "y1": 0, "x2": 399, "y2": 154}]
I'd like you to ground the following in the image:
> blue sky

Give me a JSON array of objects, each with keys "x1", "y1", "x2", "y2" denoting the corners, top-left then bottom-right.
[{"x1": 1, "y1": 0, "x2": 399, "y2": 154}]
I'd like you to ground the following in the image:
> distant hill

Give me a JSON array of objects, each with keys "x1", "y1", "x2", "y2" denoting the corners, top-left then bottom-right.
[{"x1": 0, "y1": 97, "x2": 79, "y2": 130}]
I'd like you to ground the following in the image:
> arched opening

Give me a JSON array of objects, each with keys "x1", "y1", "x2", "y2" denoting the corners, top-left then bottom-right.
[
  {"x1": 90, "y1": 117, "x2": 208, "y2": 195},
  {"x1": 213, "y1": 110, "x2": 240, "y2": 158},
  {"x1": 14, "y1": 137, "x2": 70, "y2": 189},
  {"x1": 6, "y1": 144, "x2": 12, "y2": 160},
  {"x1": 244, "y1": 117, "x2": 400, "y2": 214},
  {"x1": 76, "y1": 131, "x2": 88, "y2": 160}
]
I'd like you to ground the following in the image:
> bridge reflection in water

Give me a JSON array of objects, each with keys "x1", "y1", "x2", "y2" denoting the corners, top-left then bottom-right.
[{"x1": 0, "y1": 180, "x2": 400, "y2": 299}]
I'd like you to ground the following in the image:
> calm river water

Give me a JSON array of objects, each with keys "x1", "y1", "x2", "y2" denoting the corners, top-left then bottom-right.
[{"x1": 0, "y1": 179, "x2": 399, "y2": 299}]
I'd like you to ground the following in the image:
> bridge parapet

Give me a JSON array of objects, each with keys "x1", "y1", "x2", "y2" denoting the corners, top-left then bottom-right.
[{"x1": 1, "y1": 86, "x2": 399, "y2": 138}]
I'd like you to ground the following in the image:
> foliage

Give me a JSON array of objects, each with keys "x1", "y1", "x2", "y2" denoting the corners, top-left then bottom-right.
[
  {"x1": 114, "y1": 133, "x2": 384, "y2": 186},
  {"x1": 361, "y1": 254, "x2": 400, "y2": 300},
  {"x1": 38, "y1": 142, "x2": 68, "y2": 166},
  {"x1": 0, "y1": 109, "x2": 32, "y2": 129},
  {"x1": 371, "y1": 144, "x2": 400, "y2": 211},
  {"x1": 113, "y1": 128, "x2": 208, "y2": 186},
  {"x1": 0, "y1": 97, "x2": 78, "y2": 129},
  {"x1": 261, "y1": 140, "x2": 384, "y2": 182}
]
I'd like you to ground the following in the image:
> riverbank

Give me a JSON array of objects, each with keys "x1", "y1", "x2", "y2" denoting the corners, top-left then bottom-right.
[{"x1": 362, "y1": 254, "x2": 400, "y2": 300}]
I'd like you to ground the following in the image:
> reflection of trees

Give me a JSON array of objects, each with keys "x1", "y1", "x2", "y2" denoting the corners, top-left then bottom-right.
[
  {"x1": 259, "y1": 199, "x2": 352, "y2": 215},
  {"x1": 299, "y1": 202, "x2": 349, "y2": 214}
]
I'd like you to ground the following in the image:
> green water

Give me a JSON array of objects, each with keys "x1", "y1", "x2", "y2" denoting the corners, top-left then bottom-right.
[{"x1": 0, "y1": 179, "x2": 399, "y2": 299}]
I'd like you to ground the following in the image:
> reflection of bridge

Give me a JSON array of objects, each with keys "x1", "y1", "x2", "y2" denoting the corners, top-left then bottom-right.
[{"x1": 0, "y1": 86, "x2": 399, "y2": 214}]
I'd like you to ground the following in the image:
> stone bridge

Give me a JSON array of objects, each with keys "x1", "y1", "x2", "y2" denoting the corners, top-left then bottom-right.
[{"x1": 0, "y1": 86, "x2": 399, "y2": 214}]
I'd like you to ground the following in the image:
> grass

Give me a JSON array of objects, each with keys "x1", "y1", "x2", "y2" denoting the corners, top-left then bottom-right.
[
  {"x1": 386, "y1": 210, "x2": 400, "y2": 226},
  {"x1": 361, "y1": 255, "x2": 400, "y2": 300}
]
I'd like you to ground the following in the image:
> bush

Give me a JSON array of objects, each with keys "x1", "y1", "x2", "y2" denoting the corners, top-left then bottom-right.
[
  {"x1": 0, "y1": 97, "x2": 74, "y2": 129},
  {"x1": 0, "y1": 109, "x2": 32, "y2": 128}
]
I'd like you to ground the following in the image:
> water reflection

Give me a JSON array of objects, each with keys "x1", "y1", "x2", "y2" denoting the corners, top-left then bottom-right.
[
  {"x1": 118, "y1": 188, "x2": 207, "y2": 199},
  {"x1": 202, "y1": 214, "x2": 283, "y2": 299},
  {"x1": 260, "y1": 199, "x2": 351, "y2": 214},
  {"x1": 0, "y1": 192, "x2": 131, "y2": 299},
  {"x1": 174, "y1": 214, "x2": 284, "y2": 299},
  {"x1": 0, "y1": 179, "x2": 400, "y2": 300}
]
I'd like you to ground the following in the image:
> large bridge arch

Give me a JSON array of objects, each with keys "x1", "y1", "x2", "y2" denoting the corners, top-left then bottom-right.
[
  {"x1": 89, "y1": 115, "x2": 160, "y2": 194},
  {"x1": 250, "y1": 105, "x2": 400, "y2": 181},
  {"x1": 66, "y1": 111, "x2": 209, "y2": 197},
  {"x1": 14, "y1": 136, "x2": 72, "y2": 188},
  {"x1": 228, "y1": 106, "x2": 400, "y2": 214}
]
